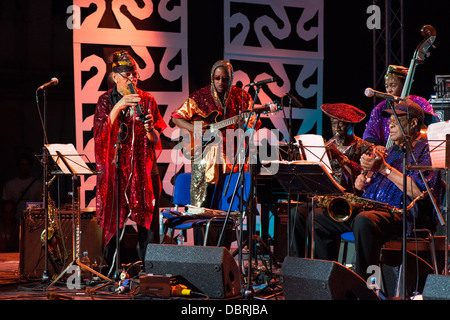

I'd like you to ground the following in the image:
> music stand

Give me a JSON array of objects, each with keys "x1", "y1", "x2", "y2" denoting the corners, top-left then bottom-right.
[
  {"x1": 44, "y1": 144, "x2": 113, "y2": 289},
  {"x1": 415, "y1": 122, "x2": 450, "y2": 275},
  {"x1": 269, "y1": 160, "x2": 344, "y2": 258}
]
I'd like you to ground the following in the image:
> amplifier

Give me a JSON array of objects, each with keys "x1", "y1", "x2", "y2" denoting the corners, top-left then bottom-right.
[
  {"x1": 429, "y1": 97, "x2": 450, "y2": 121},
  {"x1": 19, "y1": 209, "x2": 102, "y2": 278}
]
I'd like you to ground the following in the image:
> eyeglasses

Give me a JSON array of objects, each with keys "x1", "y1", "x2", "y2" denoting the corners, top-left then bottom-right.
[
  {"x1": 213, "y1": 76, "x2": 230, "y2": 82},
  {"x1": 118, "y1": 71, "x2": 140, "y2": 81}
]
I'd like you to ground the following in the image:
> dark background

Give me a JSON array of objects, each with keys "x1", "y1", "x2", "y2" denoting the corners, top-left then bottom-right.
[{"x1": 1, "y1": 0, "x2": 449, "y2": 202}]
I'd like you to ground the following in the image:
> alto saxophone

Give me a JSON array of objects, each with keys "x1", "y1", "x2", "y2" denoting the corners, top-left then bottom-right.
[
  {"x1": 313, "y1": 192, "x2": 402, "y2": 222},
  {"x1": 40, "y1": 178, "x2": 68, "y2": 268}
]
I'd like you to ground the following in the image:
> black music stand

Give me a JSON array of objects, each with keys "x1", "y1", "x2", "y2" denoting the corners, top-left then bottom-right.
[
  {"x1": 270, "y1": 161, "x2": 344, "y2": 258},
  {"x1": 44, "y1": 144, "x2": 114, "y2": 289}
]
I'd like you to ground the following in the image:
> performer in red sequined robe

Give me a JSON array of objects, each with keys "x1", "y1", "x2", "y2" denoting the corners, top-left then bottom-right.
[{"x1": 94, "y1": 51, "x2": 167, "y2": 261}]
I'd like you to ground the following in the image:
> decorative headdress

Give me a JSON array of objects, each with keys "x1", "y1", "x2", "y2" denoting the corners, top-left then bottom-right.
[
  {"x1": 385, "y1": 65, "x2": 408, "y2": 80},
  {"x1": 210, "y1": 60, "x2": 234, "y2": 109},
  {"x1": 109, "y1": 50, "x2": 137, "y2": 73}
]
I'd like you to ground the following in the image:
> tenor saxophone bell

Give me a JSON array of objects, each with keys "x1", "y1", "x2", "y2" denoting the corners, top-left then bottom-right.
[{"x1": 327, "y1": 197, "x2": 353, "y2": 222}]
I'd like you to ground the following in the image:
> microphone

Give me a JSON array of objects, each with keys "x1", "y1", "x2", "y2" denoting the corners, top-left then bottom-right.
[
  {"x1": 284, "y1": 93, "x2": 302, "y2": 108},
  {"x1": 38, "y1": 77, "x2": 59, "y2": 90},
  {"x1": 242, "y1": 102, "x2": 280, "y2": 114},
  {"x1": 364, "y1": 87, "x2": 405, "y2": 102},
  {"x1": 245, "y1": 77, "x2": 277, "y2": 87},
  {"x1": 128, "y1": 83, "x2": 146, "y2": 123}
]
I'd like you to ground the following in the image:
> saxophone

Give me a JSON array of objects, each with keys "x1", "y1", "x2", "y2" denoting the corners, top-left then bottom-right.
[
  {"x1": 40, "y1": 178, "x2": 68, "y2": 268},
  {"x1": 313, "y1": 192, "x2": 402, "y2": 222}
]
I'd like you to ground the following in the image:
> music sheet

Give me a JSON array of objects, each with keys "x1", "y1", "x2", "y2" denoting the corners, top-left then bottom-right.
[
  {"x1": 294, "y1": 134, "x2": 332, "y2": 173},
  {"x1": 427, "y1": 121, "x2": 450, "y2": 168},
  {"x1": 46, "y1": 143, "x2": 93, "y2": 175}
]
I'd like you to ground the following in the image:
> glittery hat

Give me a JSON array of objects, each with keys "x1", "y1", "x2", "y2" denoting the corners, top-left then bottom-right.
[
  {"x1": 109, "y1": 50, "x2": 137, "y2": 73},
  {"x1": 385, "y1": 65, "x2": 408, "y2": 79},
  {"x1": 321, "y1": 103, "x2": 366, "y2": 124}
]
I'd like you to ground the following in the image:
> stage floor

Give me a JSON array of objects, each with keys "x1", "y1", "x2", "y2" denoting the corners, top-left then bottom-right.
[{"x1": 0, "y1": 251, "x2": 284, "y2": 301}]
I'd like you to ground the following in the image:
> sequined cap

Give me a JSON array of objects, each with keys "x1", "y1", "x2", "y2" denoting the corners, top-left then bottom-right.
[
  {"x1": 109, "y1": 50, "x2": 137, "y2": 73},
  {"x1": 321, "y1": 103, "x2": 366, "y2": 124},
  {"x1": 385, "y1": 65, "x2": 408, "y2": 80}
]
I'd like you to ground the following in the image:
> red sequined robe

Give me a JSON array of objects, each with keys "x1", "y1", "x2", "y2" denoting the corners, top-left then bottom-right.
[{"x1": 94, "y1": 88, "x2": 167, "y2": 245}]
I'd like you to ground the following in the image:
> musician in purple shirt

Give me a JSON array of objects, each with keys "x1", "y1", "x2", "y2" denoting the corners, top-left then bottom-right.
[
  {"x1": 363, "y1": 65, "x2": 437, "y2": 147},
  {"x1": 310, "y1": 100, "x2": 442, "y2": 281}
]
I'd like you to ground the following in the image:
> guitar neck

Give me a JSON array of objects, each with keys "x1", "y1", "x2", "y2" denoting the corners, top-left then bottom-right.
[{"x1": 210, "y1": 115, "x2": 239, "y2": 131}]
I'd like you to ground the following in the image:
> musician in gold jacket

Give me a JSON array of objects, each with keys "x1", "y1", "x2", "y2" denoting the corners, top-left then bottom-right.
[
  {"x1": 291, "y1": 103, "x2": 372, "y2": 258},
  {"x1": 307, "y1": 100, "x2": 442, "y2": 279},
  {"x1": 171, "y1": 60, "x2": 259, "y2": 245}
]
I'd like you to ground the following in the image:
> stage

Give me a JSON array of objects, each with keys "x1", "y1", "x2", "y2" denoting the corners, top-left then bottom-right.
[
  {"x1": 0, "y1": 250, "x2": 284, "y2": 302},
  {"x1": 1, "y1": 245, "x2": 449, "y2": 303}
]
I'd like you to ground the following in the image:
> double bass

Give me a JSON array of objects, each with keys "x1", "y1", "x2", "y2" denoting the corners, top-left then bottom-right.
[{"x1": 385, "y1": 25, "x2": 436, "y2": 148}]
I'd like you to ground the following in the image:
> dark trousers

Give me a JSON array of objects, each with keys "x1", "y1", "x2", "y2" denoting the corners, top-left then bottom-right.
[{"x1": 291, "y1": 204, "x2": 404, "y2": 278}]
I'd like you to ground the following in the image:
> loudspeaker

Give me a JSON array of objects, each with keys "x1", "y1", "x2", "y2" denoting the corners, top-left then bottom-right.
[
  {"x1": 144, "y1": 244, "x2": 241, "y2": 299},
  {"x1": 423, "y1": 275, "x2": 450, "y2": 300},
  {"x1": 19, "y1": 210, "x2": 102, "y2": 277},
  {"x1": 280, "y1": 257, "x2": 379, "y2": 300}
]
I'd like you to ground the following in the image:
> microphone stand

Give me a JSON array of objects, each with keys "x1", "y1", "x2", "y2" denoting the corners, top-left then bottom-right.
[
  {"x1": 111, "y1": 120, "x2": 126, "y2": 281},
  {"x1": 219, "y1": 85, "x2": 263, "y2": 299},
  {"x1": 40, "y1": 88, "x2": 50, "y2": 283}
]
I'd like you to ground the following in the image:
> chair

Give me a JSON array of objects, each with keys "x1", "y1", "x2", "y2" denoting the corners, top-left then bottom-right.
[
  {"x1": 339, "y1": 230, "x2": 438, "y2": 270},
  {"x1": 161, "y1": 172, "x2": 191, "y2": 240},
  {"x1": 171, "y1": 172, "x2": 191, "y2": 211},
  {"x1": 339, "y1": 229, "x2": 438, "y2": 297},
  {"x1": 163, "y1": 172, "x2": 252, "y2": 246},
  {"x1": 204, "y1": 171, "x2": 252, "y2": 245}
]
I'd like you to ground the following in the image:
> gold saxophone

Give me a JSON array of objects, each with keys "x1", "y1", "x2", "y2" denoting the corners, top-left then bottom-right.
[
  {"x1": 40, "y1": 178, "x2": 68, "y2": 268},
  {"x1": 313, "y1": 192, "x2": 403, "y2": 222}
]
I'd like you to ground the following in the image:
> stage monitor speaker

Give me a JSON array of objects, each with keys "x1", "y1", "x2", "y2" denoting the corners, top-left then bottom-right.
[
  {"x1": 19, "y1": 209, "x2": 102, "y2": 278},
  {"x1": 423, "y1": 274, "x2": 450, "y2": 300},
  {"x1": 144, "y1": 244, "x2": 241, "y2": 299},
  {"x1": 280, "y1": 257, "x2": 379, "y2": 300}
]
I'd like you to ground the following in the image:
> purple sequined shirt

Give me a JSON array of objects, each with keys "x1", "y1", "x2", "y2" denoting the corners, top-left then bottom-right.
[
  {"x1": 362, "y1": 95, "x2": 434, "y2": 146},
  {"x1": 362, "y1": 137, "x2": 441, "y2": 224}
]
